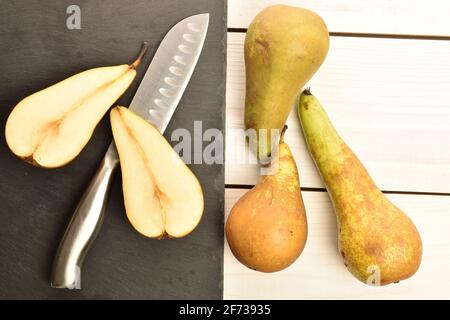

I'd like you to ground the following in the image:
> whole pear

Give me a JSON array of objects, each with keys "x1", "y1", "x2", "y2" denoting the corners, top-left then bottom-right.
[
  {"x1": 297, "y1": 89, "x2": 422, "y2": 286},
  {"x1": 244, "y1": 5, "x2": 329, "y2": 159},
  {"x1": 226, "y1": 126, "x2": 308, "y2": 272}
]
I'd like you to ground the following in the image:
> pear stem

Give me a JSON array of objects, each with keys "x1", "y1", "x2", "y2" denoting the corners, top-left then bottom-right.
[
  {"x1": 280, "y1": 125, "x2": 288, "y2": 143},
  {"x1": 303, "y1": 87, "x2": 312, "y2": 95},
  {"x1": 131, "y1": 41, "x2": 150, "y2": 69}
]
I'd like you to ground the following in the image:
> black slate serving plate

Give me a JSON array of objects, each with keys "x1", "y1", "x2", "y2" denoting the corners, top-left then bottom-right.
[{"x1": 0, "y1": 0, "x2": 226, "y2": 299}]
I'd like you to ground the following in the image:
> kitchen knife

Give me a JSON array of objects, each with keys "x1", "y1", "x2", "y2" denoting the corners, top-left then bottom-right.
[{"x1": 51, "y1": 13, "x2": 209, "y2": 289}]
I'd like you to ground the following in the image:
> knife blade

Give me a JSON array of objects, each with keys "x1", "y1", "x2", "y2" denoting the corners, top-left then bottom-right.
[
  {"x1": 51, "y1": 13, "x2": 209, "y2": 289},
  {"x1": 129, "y1": 13, "x2": 209, "y2": 130}
]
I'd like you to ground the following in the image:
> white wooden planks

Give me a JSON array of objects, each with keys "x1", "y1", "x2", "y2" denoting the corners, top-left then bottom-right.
[
  {"x1": 225, "y1": 32, "x2": 450, "y2": 193},
  {"x1": 225, "y1": 2, "x2": 450, "y2": 300},
  {"x1": 228, "y1": 0, "x2": 450, "y2": 37},
  {"x1": 223, "y1": 188, "x2": 450, "y2": 299}
]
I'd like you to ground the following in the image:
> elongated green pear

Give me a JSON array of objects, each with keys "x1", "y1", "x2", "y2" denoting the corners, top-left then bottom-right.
[
  {"x1": 244, "y1": 5, "x2": 329, "y2": 160},
  {"x1": 226, "y1": 126, "x2": 308, "y2": 272},
  {"x1": 298, "y1": 89, "x2": 422, "y2": 286},
  {"x1": 5, "y1": 42, "x2": 149, "y2": 168}
]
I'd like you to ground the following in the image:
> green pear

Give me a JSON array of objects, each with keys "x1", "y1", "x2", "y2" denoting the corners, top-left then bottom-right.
[
  {"x1": 297, "y1": 89, "x2": 422, "y2": 286},
  {"x1": 244, "y1": 5, "x2": 329, "y2": 160}
]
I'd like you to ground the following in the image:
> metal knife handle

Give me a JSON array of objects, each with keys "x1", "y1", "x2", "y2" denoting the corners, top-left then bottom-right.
[{"x1": 51, "y1": 154, "x2": 118, "y2": 289}]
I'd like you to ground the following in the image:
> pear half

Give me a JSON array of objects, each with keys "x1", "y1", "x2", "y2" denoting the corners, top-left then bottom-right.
[
  {"x1": 110, "y1": 107, "x2": 204, "y2": 238},
  {"x1": 5, "y1": 43, "x2": 149, "y2": 168}
]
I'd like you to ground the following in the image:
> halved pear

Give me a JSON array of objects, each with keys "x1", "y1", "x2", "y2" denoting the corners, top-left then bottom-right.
[
  {"x1": 5, "y1": 43, "x2": 149, "y2": 168},
  {"x1": 110, "y1": 107, "x2": 204, "y2": 238}
]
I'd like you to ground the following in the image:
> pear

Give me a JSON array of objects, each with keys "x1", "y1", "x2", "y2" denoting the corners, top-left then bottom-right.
[
  {"x1": 226, "y1": 126, "x2": 308, "y2": 272},
  {"x1": 298, "y1": 89, "x2": 422, "y2": 285},
  {"x1": 244, "y1": 5, "x2": 329, "y2": 159},
  {"x1": 5, "y1": 42, "x2": 149, "y2": 168},
  {"x1": 110, "y1": 107, "x2": 204, "y2": 238}
]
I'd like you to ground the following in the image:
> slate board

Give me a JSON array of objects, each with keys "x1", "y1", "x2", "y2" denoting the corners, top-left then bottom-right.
[{"x1": 0, "y1": 0, "x2": 226, "y2": 299}]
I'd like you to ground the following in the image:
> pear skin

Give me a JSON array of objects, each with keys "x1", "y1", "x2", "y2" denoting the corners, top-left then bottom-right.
[
  {"x1": 244, "y1": 5, "x2": 329, "y2": 159},
  {"x1": 298, "y1": 89, "x2": 422, "y2": 285},
  {"x1": 5, "y1": 42, "x2": 149, "y2": 168},
  {"x1": 226, "y1": 126, "x2": 308, "y2": 272}
]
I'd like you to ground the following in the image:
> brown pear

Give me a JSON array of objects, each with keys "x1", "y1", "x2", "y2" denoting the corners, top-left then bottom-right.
[{"x1": 226, "y1": 126, "x2": 308, "y2": 272}]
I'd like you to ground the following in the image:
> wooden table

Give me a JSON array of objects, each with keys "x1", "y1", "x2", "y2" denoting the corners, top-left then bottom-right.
[{"x1": 224, "y1": 0, "x2": 450, "y2": 299}]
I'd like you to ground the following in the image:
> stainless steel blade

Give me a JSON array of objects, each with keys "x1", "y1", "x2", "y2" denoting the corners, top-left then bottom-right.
[{"x1": 129, "y1": 13, "x2": 209, "y2": 132}]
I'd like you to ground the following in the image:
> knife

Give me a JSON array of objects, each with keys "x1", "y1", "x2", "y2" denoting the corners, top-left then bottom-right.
[{"x1": 51, "y1": 13, "x2": 209, "y2": 289}]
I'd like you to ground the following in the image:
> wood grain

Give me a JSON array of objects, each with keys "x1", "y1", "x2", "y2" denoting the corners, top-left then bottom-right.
[
  {"x1": 224, "y1": 188, "x2": 450, "y2": 299},
  {"x1": 225, "y1": 32, "x2": 450, "y2": 193},
  {"x1": 228, "y1": 0, "x2": 450, "y2": 37}
]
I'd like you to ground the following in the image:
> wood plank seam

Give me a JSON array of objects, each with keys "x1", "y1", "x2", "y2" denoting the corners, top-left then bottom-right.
[
  {"x1": 225, "y1": 185, "x2": 450, "y2": 197},
  {"x1": 228, "y1": 28, "x2": 450, "y2": 41}
]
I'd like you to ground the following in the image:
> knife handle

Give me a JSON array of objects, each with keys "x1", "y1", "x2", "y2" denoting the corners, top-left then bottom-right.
[{"x1": 51, "y1": 154, "x2": 118, "y2": 289}]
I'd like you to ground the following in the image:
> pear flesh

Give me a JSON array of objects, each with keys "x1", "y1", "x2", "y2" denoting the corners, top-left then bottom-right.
[
  {"x1": 5, "y1": 43, "x2": 149, "y2": 168},
  {"x1": 298, "y1": 90, "x2": 422, "y2": 285},
  {"x1": 226, "y1": 127, "x2": 308, "y2": 272},
  {"x1": 244, "y1": 5, "x2": 329, "y2": 159},
  {"x1": 110, "y1": 107, "x2": 204, "y2": 238}
]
